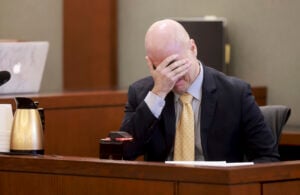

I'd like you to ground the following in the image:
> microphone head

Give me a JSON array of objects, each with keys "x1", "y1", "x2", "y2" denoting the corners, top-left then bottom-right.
[{"x1": 0, "y1": 71, "x2": 11, "y2": 86}]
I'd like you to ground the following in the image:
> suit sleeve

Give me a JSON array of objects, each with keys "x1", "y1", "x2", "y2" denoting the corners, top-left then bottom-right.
[
  {"x1": 119, "y1": 84, "x2": 160, "y2": 160},
  {"x1": 242, "y1": 84, "x2": 280, "y2": 163}
]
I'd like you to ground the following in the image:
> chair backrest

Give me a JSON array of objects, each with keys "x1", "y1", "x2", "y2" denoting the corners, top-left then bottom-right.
[{"x1": 259, "y1": 105, "x2": 291, "y2": 144}]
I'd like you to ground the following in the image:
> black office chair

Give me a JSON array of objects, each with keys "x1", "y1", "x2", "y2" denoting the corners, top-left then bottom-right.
[{"x1": 259, "y1": 105, "x2": 291, "y2": 144}]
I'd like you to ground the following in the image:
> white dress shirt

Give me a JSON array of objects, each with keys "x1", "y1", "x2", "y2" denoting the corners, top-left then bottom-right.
[{"x1": 145, "y1": 63, "x2": 204, "y2": 160}]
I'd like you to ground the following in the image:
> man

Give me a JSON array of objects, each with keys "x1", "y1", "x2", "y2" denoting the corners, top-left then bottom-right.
[{"x1": 119, "y1": 19, "x2": 279, "y2": 163}]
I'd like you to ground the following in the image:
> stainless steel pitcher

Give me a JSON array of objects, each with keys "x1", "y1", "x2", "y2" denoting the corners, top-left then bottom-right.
[{"x1": 10, "y1": 97, "x2": 44, "y2": 155}]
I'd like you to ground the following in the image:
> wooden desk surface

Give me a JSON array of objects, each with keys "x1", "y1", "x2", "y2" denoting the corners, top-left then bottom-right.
[
  {"x1": 0, "y1": 86, "x2": 266, "y2": 107},
  {"x1": 0, "y1": 155, "x2": 300, "y2": 195},
  {"x1": 0, "y1": 90, "x2": 127, "y2": 109}
]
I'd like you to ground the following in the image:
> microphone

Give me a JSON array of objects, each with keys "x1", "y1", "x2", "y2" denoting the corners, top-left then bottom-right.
[{"x1": 0, "y1": 71, "x2": 11, "y2": 86}]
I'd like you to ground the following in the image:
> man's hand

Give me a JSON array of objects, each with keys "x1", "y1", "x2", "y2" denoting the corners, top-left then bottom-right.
[{"x1": 146, "y1": 54, "x2": 191, "y2": 98}]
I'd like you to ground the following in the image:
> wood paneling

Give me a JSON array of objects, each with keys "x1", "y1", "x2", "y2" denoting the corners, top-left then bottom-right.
[
  {"x1": 0, "y1": 172, "x2": 174, "y2": 195},
  {"x1": 263, "y1": 180, "x2": 300, "y2": 195},
  {"x1": 0, "y1": 91, "x2": 127, "y2": 157},
  {"x1": 64, "y1": 0, "x2": 117, "y2": 90},
  {"x1": 279, "y1": 129, "x2": 300, "y2": 161},
  {"x1": 0, "y1": 172, "x2": 60, "y2": 195},
  {"x1": 280, "y1": 130, "x2": 300, "y2": 146},
  {"x1": 44, "y1": 106, "x2": 124, "y2": 157},
  {"x1": 60, "y1": 176, "x2": 174, "y2": 195},
  {"x1": 1, "y1": 155, "x2": 300, "y2": 194},
  {"x1": 252, "y1": 86, "x2": 267, "y2": 106},
  {"x1": 179, "y1": 183, "x2": 260, "y2": 195}
]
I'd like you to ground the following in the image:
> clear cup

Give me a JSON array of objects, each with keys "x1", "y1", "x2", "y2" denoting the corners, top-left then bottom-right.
[{"x1": 0, "y1": 104, "x2": 13, "y2": 152}]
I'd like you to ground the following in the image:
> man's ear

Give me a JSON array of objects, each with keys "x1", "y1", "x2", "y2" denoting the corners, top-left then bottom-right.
[
  {"x1": 190, "y1": 39, "x2": 198, "y2": 57},
  {"x1": 145, "y1": 56, "x2": 156, "y2": 71}
]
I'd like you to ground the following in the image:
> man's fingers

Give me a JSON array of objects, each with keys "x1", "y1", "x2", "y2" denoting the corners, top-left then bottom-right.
[
  {"x1": 167, "y1": 61, "x2": 191, "y2": 80},
  {"x1": 167, "y1": 58, "x2": 188, "y2": 71},
  {"x1": 159, "y1": 54, "x2": 178, "y2": 69}
]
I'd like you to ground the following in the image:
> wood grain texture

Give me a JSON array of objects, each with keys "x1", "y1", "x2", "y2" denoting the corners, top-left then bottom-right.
[
  {"x1": 0, "y1": 171, "x2": 174, "y2": 195},
  {"x1": 0, "y1": 91, "x2": 127, "y2": 157},
  {"x1": 178, "y1": 183, "x2": 260, "y2": 195},
  {"x1": 1, "y1": 155, "x2": 300, "y2": 194},
  {"x1": 280, "y1": 130, "x2": 300, "y2": 146},
  {"x1": 64, "y1": 0, "x2": 117, "y2": 90},
  {"x1": 251, "y1": 86, "x2": 267, "y2": 106},
  {"x1": 263, "y1": 180, "x2": 300, "y2": 195}
]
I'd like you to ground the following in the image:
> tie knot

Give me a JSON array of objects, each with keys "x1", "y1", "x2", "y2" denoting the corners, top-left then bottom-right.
[{"x1": 179, "y1": 93, "x2": 193, "y2": 104}]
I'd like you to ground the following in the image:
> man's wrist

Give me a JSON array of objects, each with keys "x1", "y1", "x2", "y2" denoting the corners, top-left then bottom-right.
[
  {"x1": 144, "y1": 91, "x2": 166, "y2": 118},
  {"x1": 151, "y1": 88, "x2": 168, "y2": 99}
]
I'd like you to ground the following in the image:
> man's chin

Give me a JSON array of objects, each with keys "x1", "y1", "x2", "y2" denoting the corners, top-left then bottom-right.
[{"x1": 173, "y1": 81, "x2": 187, "y2": 94}]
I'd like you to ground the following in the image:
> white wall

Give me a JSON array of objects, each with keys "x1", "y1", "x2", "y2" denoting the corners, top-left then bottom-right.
[
  {"x1": 0, "y1": 0, "x2": 62, "y2": 92},
  {"x1": 118, "y1": 0, "x2": 300, "y2": 126}
]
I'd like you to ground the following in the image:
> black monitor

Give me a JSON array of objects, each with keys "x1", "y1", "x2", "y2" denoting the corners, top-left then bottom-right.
[{"x1": 177, "y1": 18, "x2": 226, "y2": 72}]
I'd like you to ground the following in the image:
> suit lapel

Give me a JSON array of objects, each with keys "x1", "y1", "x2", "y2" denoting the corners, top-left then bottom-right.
[
  {"x1": 162, "y1": 92, "x2": 176, "y2": 154},
  {"x1": 159, "y1": 66, "x2": 218, "y2": 158},
  {"x1": 201, "y1": 66, "x2": 217, "y2": 158}
]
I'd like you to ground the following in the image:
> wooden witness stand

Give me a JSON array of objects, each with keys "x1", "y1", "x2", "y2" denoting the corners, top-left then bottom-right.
[
  {"x1": 0, "y1": 88, "x2": 299, "y2": 194},
  {"x1": 0, "y1": 154, "x2": 300, "y2": 195},
  {"x1": 1, "y1": 53, "x2": 296, "y2": 192}
]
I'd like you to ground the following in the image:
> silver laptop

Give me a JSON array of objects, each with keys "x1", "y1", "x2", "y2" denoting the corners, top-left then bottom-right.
[{"x1": 0, "y1": 41, "x2": 49, "y2": 94}]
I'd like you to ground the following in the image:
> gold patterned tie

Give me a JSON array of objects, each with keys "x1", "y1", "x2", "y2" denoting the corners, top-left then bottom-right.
[{"x1": 174, "y1": 93, "x2": 195, "y2": 161}]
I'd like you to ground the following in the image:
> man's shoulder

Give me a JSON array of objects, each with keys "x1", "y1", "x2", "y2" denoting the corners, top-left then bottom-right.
[
  {"x1": 204, "y1": 65, "x2": 249, "y2": 88},
  {"x1": 130, "y1": 76, "x2": 154, "y2": 91},
  {"x1": 127, "y1": 76, "x2": 154, "y2": 102}
]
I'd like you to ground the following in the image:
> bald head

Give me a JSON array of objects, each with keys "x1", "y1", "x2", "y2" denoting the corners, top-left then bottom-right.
[
  {"x1": 144, "y1": 19, "x2": 200, "y2": 95},
  {"x1": 145, "y1": 19, "x2": 191, "y2": 64}
]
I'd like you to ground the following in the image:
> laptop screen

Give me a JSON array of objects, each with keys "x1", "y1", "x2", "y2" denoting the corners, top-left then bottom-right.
[{"x1": 0, "y1": 41, "x2": 49, "y2": 94}]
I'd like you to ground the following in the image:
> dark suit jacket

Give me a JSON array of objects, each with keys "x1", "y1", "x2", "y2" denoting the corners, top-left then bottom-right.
[{"x1": 120, "y1": 65, "x2": 279, "y2": 163}]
